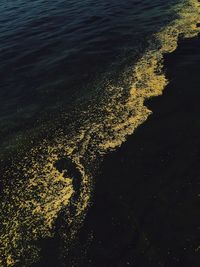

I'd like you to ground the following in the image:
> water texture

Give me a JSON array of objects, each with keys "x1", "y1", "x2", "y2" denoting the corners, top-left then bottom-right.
[{"x1": 0, "y1": 0, "x2": 200, "y2": 266}]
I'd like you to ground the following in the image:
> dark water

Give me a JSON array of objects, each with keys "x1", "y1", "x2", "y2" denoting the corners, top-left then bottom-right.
[
  {"x1": 0, "y1": 0, "x2": 177, "y2": 148},
  {"x1": 85, "y1": 36, "x2": 200, "y2": 267},
  {"x1": 1, "y1": 0, "x2": 200, "y2": 266}
]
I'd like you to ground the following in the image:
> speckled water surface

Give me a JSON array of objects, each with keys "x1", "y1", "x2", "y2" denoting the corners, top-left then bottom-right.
[{"x1": 0, "y1": 0, "x2": 200, "y2": 266}]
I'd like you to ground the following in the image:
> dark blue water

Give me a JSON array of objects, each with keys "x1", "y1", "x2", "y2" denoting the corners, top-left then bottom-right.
[
  {"x1": 1, "y1": 0, "x2": 190, "y2": 266},
  {"x1": 0, "y1": 0, "x2": 178, "y2": 151}
]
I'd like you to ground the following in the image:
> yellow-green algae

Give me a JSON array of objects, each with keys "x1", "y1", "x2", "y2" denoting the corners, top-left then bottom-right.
[{"x1": 0, "y1": 0, "x2": 200, "y2": 266}]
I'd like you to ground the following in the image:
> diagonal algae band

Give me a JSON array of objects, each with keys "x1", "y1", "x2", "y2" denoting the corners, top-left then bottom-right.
[{"x1": 0, "y1": 0, "x2": 200, "y2": 266}]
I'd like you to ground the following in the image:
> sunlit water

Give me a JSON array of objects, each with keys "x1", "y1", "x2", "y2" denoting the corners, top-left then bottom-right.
[{"x1": 0, "y1": 0, "x2": 200, "y2": 266}]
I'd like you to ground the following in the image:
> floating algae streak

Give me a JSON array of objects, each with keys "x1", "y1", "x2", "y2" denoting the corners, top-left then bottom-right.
[{"x1": 0, "y1": 0, "x2": 200, "y2": 266}]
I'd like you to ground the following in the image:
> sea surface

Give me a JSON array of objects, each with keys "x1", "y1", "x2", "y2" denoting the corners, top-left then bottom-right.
[
  {"x1": 0, "y1": 0, "x2": 177, "y2": 148},
  {"x1": 0, "y1": 0, "x2": 200, "y2": 266}
]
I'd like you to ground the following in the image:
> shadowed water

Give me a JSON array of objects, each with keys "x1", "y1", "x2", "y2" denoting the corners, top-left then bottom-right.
[{"x1": 0, "y1": 0, "x2": 199, "y2": 266}]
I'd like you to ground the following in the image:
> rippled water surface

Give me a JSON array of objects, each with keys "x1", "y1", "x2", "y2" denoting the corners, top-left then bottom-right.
[
  {"x1": 1, "y1": 0, "x2": 200, "y2": 266},
  {"x1": 0, "y1": 0, "x2": 178, "y2": 145}
]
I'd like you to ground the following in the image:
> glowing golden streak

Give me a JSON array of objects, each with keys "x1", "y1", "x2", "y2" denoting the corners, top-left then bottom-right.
[{"x1": 0, "y1": 0, "x2": 200, "y2": 266}]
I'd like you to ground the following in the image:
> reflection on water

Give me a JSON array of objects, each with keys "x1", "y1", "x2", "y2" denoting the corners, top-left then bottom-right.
[{"x1": 0, "y1": 0, "x2": 200, "y2": 266}]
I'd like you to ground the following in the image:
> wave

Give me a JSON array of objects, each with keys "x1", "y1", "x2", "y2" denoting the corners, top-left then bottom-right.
[{"x1": 0, "y1": 0, "x2": 200, "y2": 266}]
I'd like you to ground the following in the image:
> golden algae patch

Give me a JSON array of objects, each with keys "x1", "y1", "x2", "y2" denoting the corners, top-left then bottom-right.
[
  {"x1": 0, "y1": 0, "x2": 200, "y2": 266},
  {"x1": 96, "y1": 0, "x2": 200, "y2": 151},
  {"x1": 0, "y1": 136, "x2": 92, "y2": 266},
  {"x1": 157, "y1": 0, "x2": 200, "y2": 53}
]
